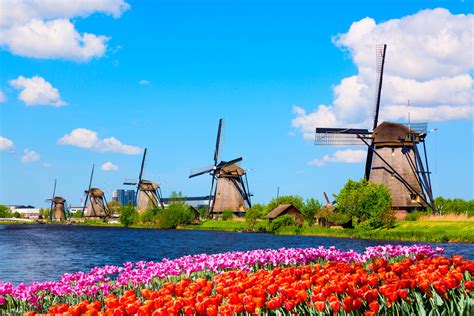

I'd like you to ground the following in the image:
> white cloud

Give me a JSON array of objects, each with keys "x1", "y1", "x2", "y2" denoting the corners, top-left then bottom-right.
[
  {"x1": 101, "y1": 161, "x2": 118, "y2": 171},
  {"x1": 0, "y1": 89, "x2": 6, "y2": 103},
  {"x1": 42, "y1": 162, "x2": 52, "y2": 168},
  {"x1": 293, "y1": 9, "x2": 473, "y2": 140},
  {"x1": 21, "y1": 149, "x2": 40, "y2": 163},
  {"x1": 0, "y1": 0, "x2": 130, "y2": 61},
  {"x1": 58, "y1": 128, "x2": 142, "y2": 155},
  {"x1": 9, "y1": 75, "x2": 67, "y2": 106},
  {"x1": 0, "y1": 136, "x2": 14, "y2": 151},
  {"x1": 308, "y1": 149, "x2": 366, "y2": 167},
  {"x1": 139, "y1": 80, "x2": 150, "y2": 85}
]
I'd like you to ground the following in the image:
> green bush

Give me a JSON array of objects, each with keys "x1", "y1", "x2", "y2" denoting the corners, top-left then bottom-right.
[
  {"x1": 266, "y1": 196, "x2": 304, "y2": 215},
  {"x1": 140, "y1": 208, "x2": 161, "y2": 224},
  {"x1": 269, "y1": 214, "x2": 296, "y2": 232},
  {"x1": 119, "y1": 205, "x2": 138, "y2": 227},
  {"x1": 221, "y1": 210, "x2": 234, "y2": 221},
  {"x1": 335, "y1": 179, "x2": 394, "y2": 229},
  {"x1": 13, "y1": 211, "x2": 22, "y2": 218},
  {"x1": 301, "y1": 198, "x2": 322, "y2": 225},
  {"x1": 157, "y1": 202, "x2": 194, "y2": 229},
  {"x1": 0, "y1": 205, "x2": 12, "y2": 218},
  {"x1": 245, "y1": 204, "x2": 267, "y2": 228}
]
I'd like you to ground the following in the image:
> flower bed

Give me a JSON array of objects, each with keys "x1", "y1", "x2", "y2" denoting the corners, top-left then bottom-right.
[{"x1": 1, "y1": 245, "x2": 472, "y2": 315}]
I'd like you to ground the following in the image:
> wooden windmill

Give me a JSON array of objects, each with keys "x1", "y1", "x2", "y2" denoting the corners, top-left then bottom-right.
[
  {"x1": 189, "y1": 119, "x2": 252, "y2": 217},
  {"x1": 46, "y1": 179, "x2": 67, "y2": 221},
  {"x1": 314, "y1": 45, "x2": 435, "y2": 214},
  {"x1": 83, "y1": 164, "x2": 109, "y2": 218},
  {"x1": 124, "y1": 148, "x2": 164, "y2": 212}
]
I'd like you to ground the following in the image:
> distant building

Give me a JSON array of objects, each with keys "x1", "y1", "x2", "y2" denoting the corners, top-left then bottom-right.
[
  {"x1": 161, "y1": 196, "x2": 210, "y2": 209},
  {"x1": 5, "y1": 205, "x2": 40, "y2": 219},
  {"x1": 112, "y1": 189, "x2": 136, "y2": 206}
]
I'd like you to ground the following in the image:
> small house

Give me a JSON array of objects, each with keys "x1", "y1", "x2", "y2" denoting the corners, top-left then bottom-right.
[{"x1": 266, "y1": 204, "x2": 304, "y2": 224}]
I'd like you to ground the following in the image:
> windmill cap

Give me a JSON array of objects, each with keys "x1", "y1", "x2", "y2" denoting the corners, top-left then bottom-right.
[
  {"x1": 139, "y1": 180, "x2": 159, "y2": 190},
  {"x1": 373, "y1": 122, "x2": 418, "y2": 145},
  {"x1": 53, "y1": 196, "x2": 66, "y2": 203},
  {"x1": 87, "y1": 188, "x2": 104, "y2": 196}
]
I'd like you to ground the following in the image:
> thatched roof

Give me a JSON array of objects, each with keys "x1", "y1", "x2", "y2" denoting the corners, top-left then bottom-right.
[
  {"x1": 267, "y1": 204, "x2": 296, "y2": 219},
  {"x1": 373, "y1": 122, "x2": 417, "y2": 145},
  {"x1": 219, "y1": 164, "x2": 245, "y2": 177},
  {"x1": 53, "y1": 196, "x2": 65, "y2": 203},
  {"x1": 87, "y1": 188, "x2": 104, "y2": 197},
  {"x1": 139, "y1": 180, "x2": 159, "y2": 191}
]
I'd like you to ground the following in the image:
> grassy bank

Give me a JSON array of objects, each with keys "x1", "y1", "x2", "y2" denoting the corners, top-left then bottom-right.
[{"x1": 180, "y1": 220, "x2": 474, "y2": 243}]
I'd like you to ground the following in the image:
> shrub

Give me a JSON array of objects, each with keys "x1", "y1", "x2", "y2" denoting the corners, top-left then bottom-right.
[
  {"x1": 140, "y1": 208, "x2": 161, "y2": 225},
  {"x1": 301, "y1": 198, "x2": 322, "y2": 225},
  {"x1": 221, "y1": 210, "x2": 234, "y2": 221},
  {"x1": 269, "y1": 215, "x2": 295, "y2": 233},
  {"x1": 13, "y1": 212, "x2": 22, "y2": 218},
  {"x1": 0, "y1": 205, "x2": 12, "y2": 218},
  {"x1": 335, "y1": 179, "x2": 394, "y2": 229},
  {"x1": 245, "y1": 204, "x2": 266, "y2": 228},
  {"x1": 157, "y1": 203, "x2": 194, "y2": 229},
  {"x1": 119, "y1": 205, "x2": 138, "y2": 227}
]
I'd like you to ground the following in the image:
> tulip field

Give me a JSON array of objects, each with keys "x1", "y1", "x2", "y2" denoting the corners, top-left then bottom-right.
[{"x1": 0, "y1": 245, "x2": 472, "y2": 315}]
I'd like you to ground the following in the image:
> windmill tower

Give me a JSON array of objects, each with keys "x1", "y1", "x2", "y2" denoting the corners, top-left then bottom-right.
[
  {"x1": 314, "y1": 45, "x2": 435, "y2": 215},
  {"x1": 124, "y1": 148, "x2": 164, "y2": 212},
  {"x1": 46, "y1": 179, "x2": 67, "y2": 221},
  {"x1": 83, "y1": 165, "x2": 109, "y2": 218},
  {"x1": 189, "y1": 119, "x2": 252, "y2": 217}
]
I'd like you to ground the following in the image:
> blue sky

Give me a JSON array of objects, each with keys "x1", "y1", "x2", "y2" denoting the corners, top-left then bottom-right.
[{"x1": 0, "y1": 0, "x2": 472, "y2": 208}]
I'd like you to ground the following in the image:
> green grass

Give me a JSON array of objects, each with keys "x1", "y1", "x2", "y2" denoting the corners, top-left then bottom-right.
[
  {"x1": 276, "y1": 221, "x2": 474, "y2": 243},
  {"x1": 180, "y1": 220, "x2": 248, "y2": 232},
  {"x1": 180, "y1": 219, "x2": 474, "y2": 243}
]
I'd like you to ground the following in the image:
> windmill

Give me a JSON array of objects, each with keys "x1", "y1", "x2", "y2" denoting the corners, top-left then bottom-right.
[
  {"x1": 189, "y1": 118, "x2": 252, "y2": 217},
  {"x1": 314, "y1": 44, "x2": 435, "y2": 214},
  {"x1": 46, "y1": 179, "x2": 67, "y2": 221},
  {"x1": 83, "y1": 164, "x2": 109, "y2": 218},
  {"x1": 124, "y1": 148, "x2": 164, "y2": 212}
]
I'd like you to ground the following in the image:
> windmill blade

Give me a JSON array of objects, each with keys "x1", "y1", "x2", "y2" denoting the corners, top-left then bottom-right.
[
  {"x1": 135, "y1": 148, "x2": 147, "y2": 206},
  {"x1": 83, "y1": 164, "x2": 94, "y2": 212},
  {"x1": 323, "y1": 192, "x2": 331, "y2": 204},
  {"x1": 366, "y1": 44, "x2": 387, "y2": 180},
  {"x1": 50, "y1": 179, "x2": 56, "y2": 221},
  {"x1": 123, "y1": 178, "x2": 138, "y2": 185},
  {"x1": 218, "y1": 157, "x2": 243, "y2": 169},
  {"x1": 189, "y1": 165, "x2": 215, "y2": 178},
  {"x1": 315, "y1": 128, "x2": 371, "y2": 146},
  {"x1": 214, "y1": 119, "x2": 223, "y2": 165},
  {"x1": 138, "y1": 148, "x2": 147, "y2": 183},
  {"x1": 372, "y1": 44, "x2": 387, "y2": 130}
]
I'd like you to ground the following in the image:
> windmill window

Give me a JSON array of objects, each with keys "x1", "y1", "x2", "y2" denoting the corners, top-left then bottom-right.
[
  {"x1": 391, "y1": 148, "x2": 395, "y2": 156},
  {"x1": 390, "y1": 173, "x2": 395, "y2": 178},
  {"x1": 410, "y1": 194, "x2": 419, "y2": 202}
]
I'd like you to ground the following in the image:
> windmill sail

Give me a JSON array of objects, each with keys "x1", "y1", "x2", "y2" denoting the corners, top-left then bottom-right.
[{"x1": 365, "y1": 44, "x2": 387, "y2": 180}]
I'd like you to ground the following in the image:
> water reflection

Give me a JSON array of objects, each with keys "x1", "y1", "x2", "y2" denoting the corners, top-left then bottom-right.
[{"x1": 0, "y1": 224, "x2": 472, "y2": 284}]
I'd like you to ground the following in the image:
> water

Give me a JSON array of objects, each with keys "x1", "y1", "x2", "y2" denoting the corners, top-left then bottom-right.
[{"x1": 0, "y1": 224, "x2": 472, "y2": 284}]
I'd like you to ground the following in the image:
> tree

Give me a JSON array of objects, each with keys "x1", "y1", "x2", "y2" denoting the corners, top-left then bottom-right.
[
  {"x1": 301, "y1": 198, "x2": 322, "y2": 225},
  {"x1": 157, "y1": 203, "x2": 194, "y2": 229},
  {"x1": 245, "y1": 204, "x2": 266, "y2": 228},
  {"x1": 107, "y1": 200, "x2": 121, "y2": 215},
  {"x1": 0, "y1": 205, "x2": 12, "y2": 218},
  {"x1": 266, "y1": 195, "x2": 304, "y2": 215},
  {"x1": 119, "y1": 205, "x2": 138, "y2": 227},
  {"x1": 39, "y1": 207, "x2": 50, "y2": 219},
  {"x1": 335, "y1": 179, "x2": 394, "y2": 229}
]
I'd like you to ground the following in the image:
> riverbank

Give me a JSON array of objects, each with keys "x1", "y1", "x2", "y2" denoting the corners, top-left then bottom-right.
[
  {"x1": 2, "y1": 218, "x2": 473, "y2": 243},
  {"x1": 179, "y1": 220, "x2": 474, "y2": 243}
]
